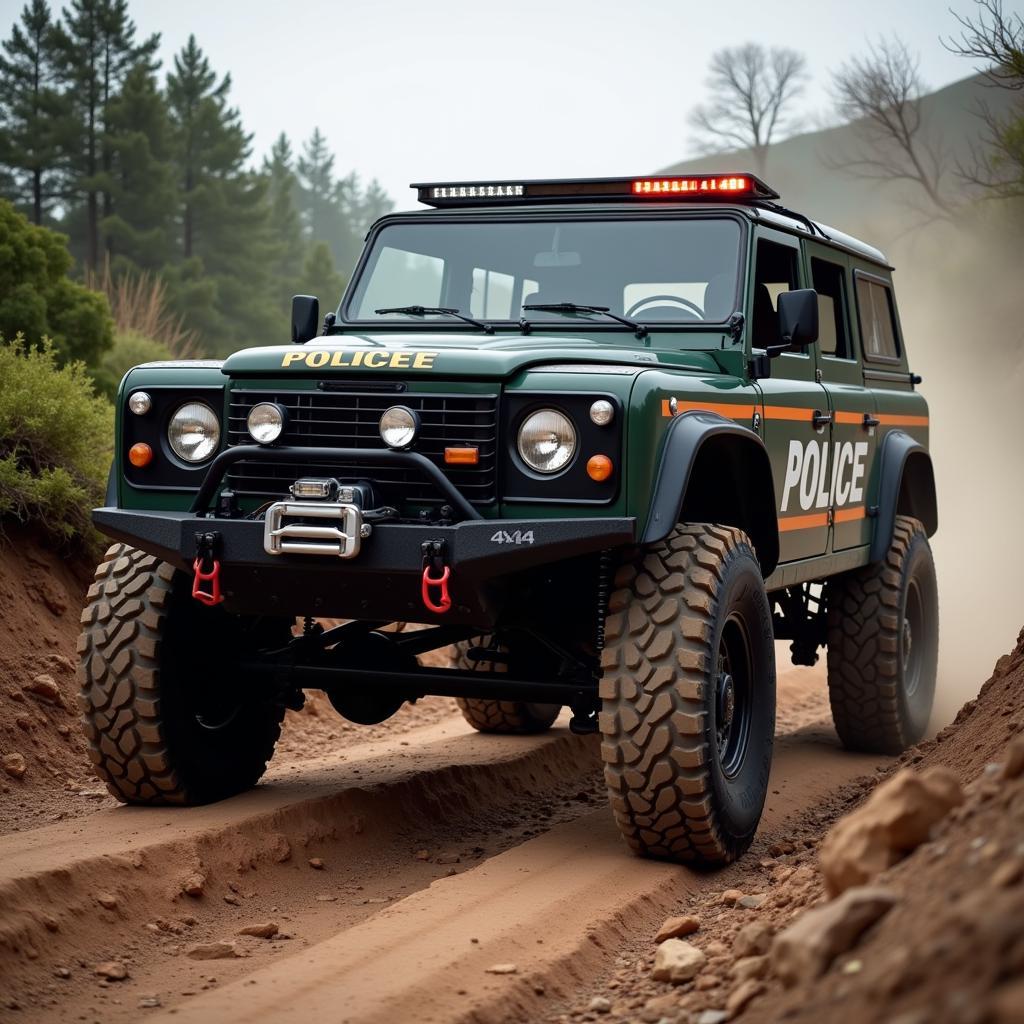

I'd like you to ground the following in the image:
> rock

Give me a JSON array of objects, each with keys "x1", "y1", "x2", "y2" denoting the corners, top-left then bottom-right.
[
  {"x1": 414, "y1": 849, "x2": 431, "y2": 861},
  {"x1": 54, "y1": 967, "x2": 71, "y2": 979},
  {"x1": 186, "y1": 941, "x2": 243, "y2": 960},
  {"x1": 308, "y1": 857, "x2": 325, "y2": 870},
  {"x1": 588, "y1": 995, "x2": 612, "y2": 1013},
  {"x1": 772, "y1": 886, "x2": 898, "y2": 986},
  {"x1": 266, "y1": 833, "x2": 292, "y2": 863},
  {"x1": 95, "y1": 961, "x2": 129, "y2": 980},
  {"x1": 655, "y1": 914, "x2": 700, "y2": 943},
  {"x1": 56, "y1": 723, "x2": 70, "y2": 737},
  {"x1": 731, "y1": 955, "x2": 769, "y2": 982},
  {"x1": 96, "y1": 892, "x2": 118, "y2": 910},
  {"x1": 484, "y1": 963, "x2": 517, "y2": 974},
  {"x1": 695, "y1": 974, "x2": 721, "y2": 990},
  {"x1": 721, "y1": 889, "x2": 744, "y2": 905},
  {"x1": 820, "y1": 767, "x2": 964, "y2": 896},
  {"x1": 705, "y1": 940, "x2": 729, "y2": 958},
  {"x1": 737, "y1": 894, "x2": 766, "y2": 909},
  {"x1": 436, "y1": 852, "x2": 461, "y2": 865},
  {"x1": 25, "y1": 674, "x2": 61, "y2": 704},
  {"x1": 733, "y1": 921, "x2": 774, "y2": 958},
  {"x1": 139, "y1": 995, "x2": 162, "y2": 1009},
  {"x1": 181, "y1": 873, "x2": 205, "y2": 898},
  {"x1": 726, "y1": 979, "x2": 763, "y2": 1015},
  {"x1": 992, "y1": 860, "x2": 1024, "y2": 888},
  {"x1": 2, "y1": 752, "x2": 26, "y2": 779},
  {"x1": 640, "y1": 993, "x2": 679, "y2": 1022},
  {"x1": 1002, "y1": 735, "x2": 1024, "y2": 780},
  {"x1": 696, "y1": 1012, "x2": 729, "y2": 1024},
  {"x1": 223, "y1": 894, "x2": 241, "y2": 906},
  {"x1": 651, "y1": 938, "x2": 706, "y2": 984},
  {"x1": 237, "y1": 922, "x2": 279, "y2": 939}
]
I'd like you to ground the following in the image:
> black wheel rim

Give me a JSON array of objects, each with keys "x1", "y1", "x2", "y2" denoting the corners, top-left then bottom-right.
[
  {"x1": 715, "y1": 613, "x2": 753, "y2": 778},
  {"x1": 902, "y1": 578, "x2": 924, "y2": 698}
]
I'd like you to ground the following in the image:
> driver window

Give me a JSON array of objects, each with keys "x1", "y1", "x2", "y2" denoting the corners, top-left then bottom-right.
[{"x1": 751, "y1": 240, "x2": 799, "y2": 349}]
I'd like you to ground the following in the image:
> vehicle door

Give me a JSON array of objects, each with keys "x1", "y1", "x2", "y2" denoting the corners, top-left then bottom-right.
[
  {"x1": 749, "y1": 229, "x2": 830, "y2": 562},
  {"x1": 805, "y1": 243, "x2": 877, "y2": 552}
]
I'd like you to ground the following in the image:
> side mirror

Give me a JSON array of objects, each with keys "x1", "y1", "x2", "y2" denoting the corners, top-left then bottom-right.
[
  {"x1": 771, "y1": 289, "x2": 819, "y2": 357},
  {"x1": 291, "y1": 294, "x2": 319, "y2": 344}
]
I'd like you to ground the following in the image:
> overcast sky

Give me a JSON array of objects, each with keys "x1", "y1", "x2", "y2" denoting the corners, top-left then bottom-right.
[{"x1": 2, "y1": 0, "x2": 1019, "y2": 209}]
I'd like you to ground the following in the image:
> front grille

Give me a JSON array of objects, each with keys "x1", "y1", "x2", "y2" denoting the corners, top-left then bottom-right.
[{"x1": 226, "y1": 387, "x2": 499, "y2": 509}]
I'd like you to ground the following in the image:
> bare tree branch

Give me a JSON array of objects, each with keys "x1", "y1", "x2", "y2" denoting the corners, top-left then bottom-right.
[
  {"x1": 688, "y1": 44, "x2": 807, "y2": 175},
  {"x1": 827, "y1": 38, "x2": 958, "y2": 220},
  {"x1": 944, "y1": 0, "x2": 1024, "y2": 199}
]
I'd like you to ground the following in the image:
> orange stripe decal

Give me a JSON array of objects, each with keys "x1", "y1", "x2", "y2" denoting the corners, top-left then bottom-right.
[
  {"x1": 777, "y1": 511, "x2": 830, "y2": 532},
  {"x1": 876, "y1": 413, "x2": 929, "y2": 427},
  {"x1": 762, "y1": 405, "x2": 814, "y2": 422},
  {"x1": 661, "y1": 399, "x2": 755, "y2": 420},
  {"x1": 834, "y1": 506, "x2": 867, "y2": 524},
  {"x1": 833, "y1": 411, "x2": 864, "y2": 425}
]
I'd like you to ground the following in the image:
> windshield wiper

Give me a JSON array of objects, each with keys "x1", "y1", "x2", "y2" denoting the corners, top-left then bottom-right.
[
  {"x1": 521, "y1": 302, "x2": 647, "y2": 340},
  {"x1": 374, "y1": 305, "x2": 494, "y2": 334}
]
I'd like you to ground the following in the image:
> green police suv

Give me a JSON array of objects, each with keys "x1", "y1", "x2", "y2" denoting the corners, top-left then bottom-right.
[{"x1": 79, "y1": 173, "x2": 938, "y2": 866}]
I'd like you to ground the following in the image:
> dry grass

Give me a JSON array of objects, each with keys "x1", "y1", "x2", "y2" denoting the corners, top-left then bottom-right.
[{"x1": 87, "y1": 257, "x2": 200, "y2": 357}]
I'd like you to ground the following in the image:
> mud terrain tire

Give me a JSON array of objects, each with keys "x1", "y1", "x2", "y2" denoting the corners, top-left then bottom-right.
[
  {"x1": 452, "y1": 641, "x2": 561, "y2": 734},
  {"x1": 600, "y1": 524, "x2": 775, "y2": 865},
  {"x1": 78, "y1": 544, "x2": 292, "y2": 805},
  {"x1": 826, "y1": 515, "x2": 938, "y2": 755}
]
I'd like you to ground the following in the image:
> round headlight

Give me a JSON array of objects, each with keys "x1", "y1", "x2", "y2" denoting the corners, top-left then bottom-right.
[
  {"x1": 128, "y1": 391, "x2": 152, "y2": 416},
  {"x1": 379, "y1": 406, "x2": 419, "y2": 449},
  {"x1": 517, "y1": 408, "x2": 576, "y2": 474},
  {"x1": 167, "y1": 401, "x2": 220, "y2": 463},
  {"x1": 590, "y1": 399, "x2": 614, "y2": 426},
  {"x1": 247, "y1": 402, "x2": 286, "y2": 445}
]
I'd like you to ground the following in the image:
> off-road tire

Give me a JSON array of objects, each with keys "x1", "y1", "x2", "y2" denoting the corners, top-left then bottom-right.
[
  {"x1": 451, "y1": 641, "x2": 561, "y2": 734},
  {"x1": 600, "y1": 524, "x2": 775, "y2": 866},
  {"x1": 826, "y1": 515, "x2": 938, "y2": 755},
  {"x1": 78, "y1": 544, "x2": 291, "y2": 805}
]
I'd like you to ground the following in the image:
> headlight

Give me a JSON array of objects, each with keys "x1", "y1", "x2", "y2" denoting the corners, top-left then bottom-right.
[
  {"x1": 517, "y1": 408, "x2": 576, "y2": 474},
  {"x1": 379, "y1": 406, "x2": 419, "y2": 449},
  {"x1": 167, "y1": 401, "x2": 220, "y2": 463},
  {"x1": 247, "y1": 402, "x2": 286, "y2": 444}
]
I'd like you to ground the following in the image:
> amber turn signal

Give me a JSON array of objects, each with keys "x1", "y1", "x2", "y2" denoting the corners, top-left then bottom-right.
[
  {"x1": 444, "y1": 446, "x2": 479, "y2": 465},
  {"x1": 586, "y1": 454, "x2": 613, "y2": 481},
  {"x1": 128, "y1": 442, "x2": 153, "y2": 468}
]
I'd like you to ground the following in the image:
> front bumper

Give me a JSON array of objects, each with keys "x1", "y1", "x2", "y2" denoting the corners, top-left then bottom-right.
[{"x1": 92, "y1": 507, "x2": 636, "y2": 626}]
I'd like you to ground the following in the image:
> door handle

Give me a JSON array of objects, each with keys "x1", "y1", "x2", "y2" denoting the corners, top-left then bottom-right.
[
  {"x1": 812, "y1": 410, "x2": 832, "y2": 430},
  {"x1": 863, "y1": 413, "x2": 880, "y2": 429}
]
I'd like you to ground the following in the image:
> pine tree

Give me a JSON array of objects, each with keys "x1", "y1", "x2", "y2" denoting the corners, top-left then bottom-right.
[
  {"x1": 262, "y1": 132, "x2": 304, "y2": 284},
  {"x1": 165, "y1": 35, "x2": 277, "y2": 354},
  {"x1": 297, "y1": 240, "x2": 344, "y2": 309},
  {"x1": 0, "y1": 0, "x2": 65, "y2": 223},
  {"x1": 50, "y1": 0, "x2": 159, "y2": 273},
  {"x1": 296, "y1": 127, "x2": 354, "y2": 268},
  {"x1": 102, "y1": 61, "x2": 175, "y2": 272}
]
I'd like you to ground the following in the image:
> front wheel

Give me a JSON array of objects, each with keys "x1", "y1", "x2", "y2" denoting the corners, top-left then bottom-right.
[
  {"x1": 600, "y1": 524, "x2": 775, "y2": 866},
  {"x1": 78, "y1": 544, "x2": 293, "y2": 805}
]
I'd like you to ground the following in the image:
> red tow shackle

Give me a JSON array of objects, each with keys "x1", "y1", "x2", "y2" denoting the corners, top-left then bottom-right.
[{"x1": 421, "y1": 563, "x2": 451, "y2": 615}]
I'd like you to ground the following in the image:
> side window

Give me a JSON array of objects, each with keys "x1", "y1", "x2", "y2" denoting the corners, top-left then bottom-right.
[
  {"x1": 811, "y1": 257, "x2": 850, "y2": 359},
  {"x1": 855, "y1": 276, "x2": 901, "y2": 361},
  {"x1": 752, "y1": 240, "x2": 799, "y2": 349}
]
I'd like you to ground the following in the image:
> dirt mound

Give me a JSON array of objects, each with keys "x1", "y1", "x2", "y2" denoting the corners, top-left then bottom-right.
[
  {"x1": 0, "y1": 533, "x2": 459, "y2": 834},
  {"x1": 551, "y1": 629, "x2": 1024, "y2": 1024}
]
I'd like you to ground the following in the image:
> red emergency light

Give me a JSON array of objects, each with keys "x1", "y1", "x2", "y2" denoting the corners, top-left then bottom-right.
[{"x1": 414, "y1": 174, "x2": 779, "y2": 206}]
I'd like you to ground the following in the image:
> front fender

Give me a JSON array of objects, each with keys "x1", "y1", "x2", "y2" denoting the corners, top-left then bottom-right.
[
  {"x1": 870, "y1": 430, "x2": 938, "y2": 563},
  {"x1": 642, "y1": 411, "x2": 779, "y2": 575}
]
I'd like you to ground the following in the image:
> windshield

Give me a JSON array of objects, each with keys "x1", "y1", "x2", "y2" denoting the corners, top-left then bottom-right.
[{"x1": 345, "y1": 217, "x2": 742, "y2": 327}]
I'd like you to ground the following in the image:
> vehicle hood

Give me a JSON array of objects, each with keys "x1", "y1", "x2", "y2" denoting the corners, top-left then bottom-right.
[{"x1": 220, "y1": 331, "x2": 728, "y2": 380}]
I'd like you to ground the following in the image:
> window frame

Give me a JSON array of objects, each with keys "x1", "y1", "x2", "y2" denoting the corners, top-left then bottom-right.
[
  {"x1": 811, "y1": 254, "x2": 855, "y2": 364},
  {"x1": 853, "y1": 268, "x2": 903, "y2": 365}
]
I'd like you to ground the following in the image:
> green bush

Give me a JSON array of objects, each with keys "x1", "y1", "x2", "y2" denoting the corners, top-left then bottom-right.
[
  {"x1": 0, "y1": 335, "x2": 113, "y2": 551},
  {"x1": 92, "y1": 330, "x2": 174, "y2": 400},
  {"x1": 0, "y1": 199, "x2": 114, "y2": 366}
]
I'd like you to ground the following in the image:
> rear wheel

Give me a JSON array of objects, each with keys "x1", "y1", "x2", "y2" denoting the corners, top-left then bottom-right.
[
  {"x1": 826, "y1": 516, "x2": 938, "y2": 754},
  {"x1": 452, "y1": 640, "x2": 561, "y2": 734},
  {"x1": 600, "y1": 524, "x2": 775, "y2": 865},
  {"x1": 78, "y1": 544, "x2": 293, "y2": 805}
]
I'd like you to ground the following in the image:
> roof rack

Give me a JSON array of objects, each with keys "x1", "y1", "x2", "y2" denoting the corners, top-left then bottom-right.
[{"x1": 412, "y1": 174, "x2": 780, "y2": 207}]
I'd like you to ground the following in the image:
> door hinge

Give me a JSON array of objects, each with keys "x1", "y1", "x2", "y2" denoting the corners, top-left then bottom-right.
[{"x1": 815, "y1": 368, "x2": 823, "y2": 383}]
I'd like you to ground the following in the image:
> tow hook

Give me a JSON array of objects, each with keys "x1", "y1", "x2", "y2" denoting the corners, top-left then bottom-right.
[
  {"x1": 421, "y1": 540, "x2": 452, "y2": 615},
  {"x1": 192, "y1": 531, "x2": 225, "y2": 607}
]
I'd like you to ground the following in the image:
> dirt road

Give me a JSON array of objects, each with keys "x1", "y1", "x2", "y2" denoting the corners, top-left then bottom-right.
[{"x1": 0, "y1": 663, "x2": 887, "y2": 1023}]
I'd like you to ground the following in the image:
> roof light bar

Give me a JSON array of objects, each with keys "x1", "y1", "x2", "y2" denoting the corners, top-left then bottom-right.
[{"x1": 413, "y1": 173, "x2": 778, "y2": 207}]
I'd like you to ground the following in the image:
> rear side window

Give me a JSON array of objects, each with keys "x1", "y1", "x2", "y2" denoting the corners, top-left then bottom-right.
[
  {"x1": 855, "y1": 276, "x2": 900, "y2": 361},
  {"x1": 811, "y1": 257, "x2": 850, "y2": 359}
]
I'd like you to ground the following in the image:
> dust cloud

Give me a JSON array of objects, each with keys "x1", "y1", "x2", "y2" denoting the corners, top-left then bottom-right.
[{"x1": 888, "y1": 216, "x2": 1024, "y2": 729}]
